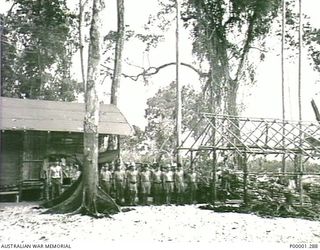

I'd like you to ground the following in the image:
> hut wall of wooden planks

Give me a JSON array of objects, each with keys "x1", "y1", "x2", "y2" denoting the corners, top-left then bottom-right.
[{"x1": 0, "y1": 97, "x2": 132, "y2": 201}]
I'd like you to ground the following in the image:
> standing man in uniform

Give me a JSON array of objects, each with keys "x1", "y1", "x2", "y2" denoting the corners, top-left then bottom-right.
[
  {"x1": 125, "y1": 163, "x2": 139, "y2": 205},
  {"x1": 152, "y1": 163, "x2": 163, "y2": 205},
  {"x1": 139, "y1": 164, "x2": 152, "y2": 205},
  {"x1": 100, "y1": 163, "x2": 112, "y2": 195},
  {"x1": 48, "y1": 161, "x2": 63, "y2": 199},
  {"x1": 174, "y1": 163, "x2": 185, "y2": 205},
  {"x1": 187, "y1": 168, "x2": 198, "y2": 204},
  {"x1": 162, "y1": 164, "x2": 174, "y2": 205},
  {"x1": 113, "y1": 162, "x2": 126, "y2": 204}
]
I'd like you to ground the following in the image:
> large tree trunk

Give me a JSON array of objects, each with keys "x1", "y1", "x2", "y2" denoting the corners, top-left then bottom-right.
[
  {"x1": 43, "y1": 0, "x2": 120, "y2": 217},
  {"x1": 226, "y1": 79, "x2": 242, "y2": 170},
  {"x1": 226, "y1": 80, "x2": 240, "y2": 143},
  {"x1": 82, "y1": 0, "x2": 101, "y2": 213},
  {"x1": 226, "y1": 80, "x2": 238, "y2": 118},
  {"x1": 43, "y1": 175, "x2": 119, "y2": 215}
]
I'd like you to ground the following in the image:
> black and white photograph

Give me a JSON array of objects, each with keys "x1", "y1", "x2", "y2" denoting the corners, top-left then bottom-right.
[{"x1": 0, "y1": 0, "x2": 320, "y2": 249}]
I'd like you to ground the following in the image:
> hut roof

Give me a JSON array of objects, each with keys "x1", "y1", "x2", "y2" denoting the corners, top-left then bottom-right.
[{"x1": 0, "y1": 97, "x2": 132, "y2": 135}]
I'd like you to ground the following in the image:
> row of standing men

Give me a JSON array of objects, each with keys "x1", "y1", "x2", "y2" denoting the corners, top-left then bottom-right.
[{"x1": 100, "y1": 162, "x2": 198, "y2": 205}]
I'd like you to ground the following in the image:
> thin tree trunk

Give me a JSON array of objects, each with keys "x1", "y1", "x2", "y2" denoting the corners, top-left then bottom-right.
[
  {"x1": 108, "y1": 0, "x2": 125, "y2": 151},
  {"x1": 79, "y1": 0, "x2": 86, "y2": 91},
  {"x1": 110, "y1": 0, "x2": 124, "y2": 106},
  {"x1": 175, "y1": 0, "x2": 182, "y2": 165},
  {"x1": 281, "y1": 0, "x2": 286, "y2": 174},
  {"x1": 298, "y1": 0, "x2": 303, "y2": 206},
  {"x1": 38, "y1": 47, "x2": 43, "y2": 98}
]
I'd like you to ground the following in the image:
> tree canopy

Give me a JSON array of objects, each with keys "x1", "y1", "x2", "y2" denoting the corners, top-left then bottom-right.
[
  {"x1": 1, "y1": 0, "x2": 79, "y2": 100},
  {"x1": 182, "y1": 0, "x2": 282, "y2": 116},
  {"x1": 143, "y1": 82, "x2": 207, "y2": 162}
]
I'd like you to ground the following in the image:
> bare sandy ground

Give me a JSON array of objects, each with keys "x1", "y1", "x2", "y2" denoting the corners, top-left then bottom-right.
[{"x1": 0, "y1": 202, "x2": 319, "y2": 249}]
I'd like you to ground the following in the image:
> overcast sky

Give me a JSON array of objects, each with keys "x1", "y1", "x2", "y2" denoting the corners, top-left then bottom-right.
[{"x1": 1, "y1": 0, "x2": 320, "y2": 128}]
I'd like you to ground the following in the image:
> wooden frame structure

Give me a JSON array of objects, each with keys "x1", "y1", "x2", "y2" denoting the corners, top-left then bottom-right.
[{"x1": 179, "y1": 113, "x2": 320, "y2": 205}]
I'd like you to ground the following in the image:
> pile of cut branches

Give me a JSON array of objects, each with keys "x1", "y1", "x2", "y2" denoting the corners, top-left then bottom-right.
[{"x1": 200, "y1": 175, "x2": 320, "y2": 220}]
